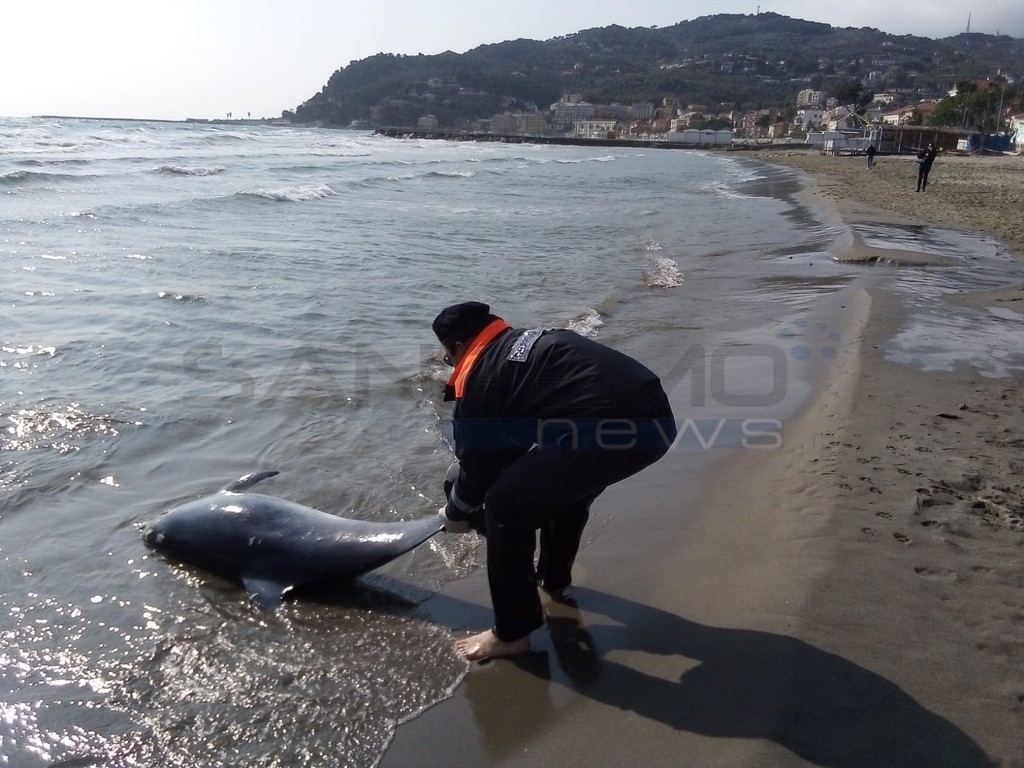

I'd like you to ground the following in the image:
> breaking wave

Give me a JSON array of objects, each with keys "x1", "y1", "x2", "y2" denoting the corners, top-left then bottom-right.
[
  {"x1": 1, "y1": 169, "x2": 96, "y2": 185},
  {"x1": 644, "y1": 256, "x2": 684, "y2": 288},
  {"x1": 155, "y1": 164, "x2": 227, "y2": 176},
  {"x1": 236, "y1": 183, "x2": 336, "y2": 202},
  {"x1": 566, "y1": 308, "x2": 605, "y2": 337}
]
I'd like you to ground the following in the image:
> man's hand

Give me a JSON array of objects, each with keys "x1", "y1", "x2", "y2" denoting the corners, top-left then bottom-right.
[
  {"x1": 438, "y1": 505, "x2": 473, "y2": 534},
  {"x1": 443, "y1": 460, "x2": 460, "y2": 501},
  {"x1": 441, "y1": 459, "x2": 483, "y2": 533}
]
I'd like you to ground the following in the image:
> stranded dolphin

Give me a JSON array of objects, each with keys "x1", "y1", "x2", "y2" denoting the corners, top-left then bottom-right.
[{"x1": 143, "y1": 470, "x2": 444, "y2": 608}]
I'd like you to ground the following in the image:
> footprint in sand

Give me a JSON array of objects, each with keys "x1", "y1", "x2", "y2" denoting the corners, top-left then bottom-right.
[{"x1": 913, "y1": 566, "x2": 958, "y2": 580}]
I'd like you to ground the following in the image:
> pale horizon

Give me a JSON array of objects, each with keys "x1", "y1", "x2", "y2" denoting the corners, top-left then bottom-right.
[{"x1": 3, "y1": 0, "x2": 1022, "y2": 122}]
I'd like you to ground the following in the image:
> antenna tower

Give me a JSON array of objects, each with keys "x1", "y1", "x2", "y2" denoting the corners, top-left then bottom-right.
[{"x1": 966, "y1": 11, "x2": 972, "y2": 33}]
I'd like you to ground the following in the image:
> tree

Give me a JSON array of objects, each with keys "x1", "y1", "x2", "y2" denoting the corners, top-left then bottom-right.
[
  {"x1": 834, "y1": 78, "x2": 874, "y2": 113},
  {"x1": 834, "y1": 79, "x2": 863, "y2": 106},
  {"x1": 282, "y1": 16, "x2": 1024, "y2": 128},
  {"x1": 927, "y1": 81, "x2": 1016, "y2": 131}
]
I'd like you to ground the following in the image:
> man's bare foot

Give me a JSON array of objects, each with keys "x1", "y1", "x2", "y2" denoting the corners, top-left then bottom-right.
[{"x1": 455, "y1": 629, "x2": 530, "y2": 661}]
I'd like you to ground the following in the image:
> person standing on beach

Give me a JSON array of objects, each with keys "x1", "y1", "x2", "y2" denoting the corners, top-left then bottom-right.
[
  {"x1": 866, "y1": 143, "x2": 877, "y2": 169},
  {"x1": 916, "y1": 143, "x2": 938, "y2": 191},
  {"x1": 433, "y1": 301, "x2": 676, "y2": 661}
]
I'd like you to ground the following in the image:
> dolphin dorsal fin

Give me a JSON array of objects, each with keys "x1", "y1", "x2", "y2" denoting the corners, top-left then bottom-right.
[{"x1": 223, "y1": 470, "x2": 280, "y2": 493}]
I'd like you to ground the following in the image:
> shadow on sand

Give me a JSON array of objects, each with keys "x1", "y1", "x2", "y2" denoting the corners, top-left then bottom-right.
[{"x1": 453, "y1": 586, "x2": 995, "y2": 768}]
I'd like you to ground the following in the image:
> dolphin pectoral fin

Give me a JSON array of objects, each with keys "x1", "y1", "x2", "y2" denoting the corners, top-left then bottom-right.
[
  {"x1": 416, "y1": 516, "x2": 446, "y2": 543},
  {"x1": 389, "y1": 516, "x2": 446, "y2": 557},
  {"x1": 242, "y1": 576, "x2": 291, "y2": 610},
  {"x1": 223, "y1": 470, "x2": 281, "y2": 493}
]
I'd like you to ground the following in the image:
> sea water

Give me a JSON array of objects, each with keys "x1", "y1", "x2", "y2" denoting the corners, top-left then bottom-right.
[{"x1": 2, "y1": 117, "x2": 1021, "y2": 767}]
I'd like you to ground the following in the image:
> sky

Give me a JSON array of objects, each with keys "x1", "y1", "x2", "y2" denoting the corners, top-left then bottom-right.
[{"x1": 3, "y1": 0, "x2": 1022, "y2": 121}]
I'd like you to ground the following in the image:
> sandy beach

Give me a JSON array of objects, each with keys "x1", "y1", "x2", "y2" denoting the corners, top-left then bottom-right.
[
  {"x1": 382, "y1": 149, "x2": 1023, "y2": 767},
  {"x1": 761, "y1": 149, "x2": 1024, "y2": 256}
]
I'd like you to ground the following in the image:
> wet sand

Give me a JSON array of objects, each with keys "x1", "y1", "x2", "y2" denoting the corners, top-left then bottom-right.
[{"x1": 382, "y1": 150, "x2": 1024, "y2": 767}]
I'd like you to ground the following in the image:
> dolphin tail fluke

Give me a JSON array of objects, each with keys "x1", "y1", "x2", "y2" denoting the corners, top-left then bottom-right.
[{"x1": 224, "y1": 470, "x2": 280, "y2": 493}]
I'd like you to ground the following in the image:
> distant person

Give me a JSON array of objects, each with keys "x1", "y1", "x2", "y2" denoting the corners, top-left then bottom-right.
[
  {"x1": 433, "y1": 301, "x2": 676, "y2": 661},
  {"x1": 916, "y1": 143, "x2": 938, "y2": 191},
  {"x1": 866, "y1": 143, "x2": 876, "y2": 169}
]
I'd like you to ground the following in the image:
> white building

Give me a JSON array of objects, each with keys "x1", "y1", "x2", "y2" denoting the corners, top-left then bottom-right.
[
  {"x1": 632, "y1": 103, "x2": 656, "y2": 120},
  {"x1": 796, "y1": 89, "x2": 827, "y2": 108},
  {"x1": 573, "y1": 120, "x2": 617, "y2": 139},
  {"x1": 795, "y1": 108, "x2": 825, "y2": 130},
  {"x1": 550, "y1": 100, "x2": 597, "y2": 131}
]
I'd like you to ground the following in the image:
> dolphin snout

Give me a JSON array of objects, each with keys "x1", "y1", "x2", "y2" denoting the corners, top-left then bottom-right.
[{"x1": 142, "y1": 522, "x2": 165, "y2": 548}]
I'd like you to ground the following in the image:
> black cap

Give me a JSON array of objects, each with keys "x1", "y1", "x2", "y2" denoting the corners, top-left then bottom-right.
[{"x1": 432, "y1": 301, "x2": 497, "y2": 346}]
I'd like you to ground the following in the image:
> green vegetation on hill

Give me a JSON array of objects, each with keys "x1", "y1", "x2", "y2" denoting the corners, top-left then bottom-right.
[{"x1": 287, "y1": 13, "x2": 1024, "y2": 129}]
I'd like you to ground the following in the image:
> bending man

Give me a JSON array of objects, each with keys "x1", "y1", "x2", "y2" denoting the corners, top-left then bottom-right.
[{"x1": 434, "y1": 302, "x2": 676, "y2": 661}]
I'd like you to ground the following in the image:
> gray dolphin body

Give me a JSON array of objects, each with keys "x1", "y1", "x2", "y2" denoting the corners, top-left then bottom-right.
[{"x1": 143, "y1": 471, "x2": 444, "y2": 608}]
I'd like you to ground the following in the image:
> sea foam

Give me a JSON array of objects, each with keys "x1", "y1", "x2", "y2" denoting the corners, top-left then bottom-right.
[
  {"x1": 237, "y1": 183, "x2": 336, "y2": 202},
  {"x1": 644, "y1": 256, "x2": 684, "y2": 288},
  {"x1": 567, "y1": 308, "x2": 605, "y2": 337},
  {"x1": 156, "y1": 165, "x2": 227, "y2": 176}
]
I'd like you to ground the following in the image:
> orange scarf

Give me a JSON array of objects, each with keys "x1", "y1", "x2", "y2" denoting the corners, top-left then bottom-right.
[{"x1": 446, "y1": 318, "x2": 510, "y2": 398}]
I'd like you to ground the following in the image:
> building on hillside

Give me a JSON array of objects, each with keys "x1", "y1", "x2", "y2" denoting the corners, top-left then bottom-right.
[
  {"x1": 732, "y1": 109, "x2": 777, "y2": 139},
  {"x1": 488, "y1": 113, "x2": 517, "y2": 134},
  {"x1": 516, "y1": 112, "x2": 548, "y2": 135},
  {"x1": 594, "y1": 104, "x2": 632, "y2": 122},
  {"x1": 795, "y1": 108, "x2": 825, "y2": 131},
  {"x1": 573, "y1": 119, "x2": 618, "y2": 139},
  {"x1": 796, "y1": 89, "x2": 827, "y2": 108},
  {"x1": 657, "y1": 98, "x2": 681, "y2": 120},
  {"x1": 862, "y1": 106, "x2": 886, "y2": 125},
  {"x1": 417, "y1": 114, "x2": 439, "y2": 130},
  {"x1": 669, "y1": 113, "x2": 705, "y2": 131},
  {"x1": 826, "y1": 107, "x2": 864, "y2": 132},
  {"x1": 882, "y1": 101, "x2": 938, "y2": 126},
  {"x1": 550, "y1": 100, "x2": 597, "y2": 132},
  {"x1": 631, "y1": 103, "x2": 656, "y2": 120}
]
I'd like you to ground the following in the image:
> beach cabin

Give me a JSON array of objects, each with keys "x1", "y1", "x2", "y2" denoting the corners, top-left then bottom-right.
[{"x1": 871, "y1": 125, "x2": 971, "y2": 155}]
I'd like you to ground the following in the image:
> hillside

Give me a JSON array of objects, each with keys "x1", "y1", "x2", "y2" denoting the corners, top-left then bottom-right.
[{"x1": 288, "y1": 13, "x2": 1024, "y2": 128}]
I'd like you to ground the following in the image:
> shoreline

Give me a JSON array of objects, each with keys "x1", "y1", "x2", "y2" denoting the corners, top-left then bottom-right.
[
  {"x1": 759, "y1": 148, "x2": 1024, "y2": 261},
  {"x1": 382, "y1": 150, "x2": 1023, "y2": 767}
]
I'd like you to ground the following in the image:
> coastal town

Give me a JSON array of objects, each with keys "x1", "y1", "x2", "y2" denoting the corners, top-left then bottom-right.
[{"x1": 391, "y1": 83, "x2": 1024, "y2": 155}]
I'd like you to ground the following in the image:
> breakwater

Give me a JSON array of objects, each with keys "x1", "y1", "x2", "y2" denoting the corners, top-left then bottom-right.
[{"x1": 373, "y1": 127, "x2": 800, "y2": 151}]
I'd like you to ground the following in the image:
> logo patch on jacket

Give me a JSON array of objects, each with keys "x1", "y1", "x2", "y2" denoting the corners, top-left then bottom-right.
[{"x1": 507, "y1": 328, "x2": 547, "y2": 362}]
